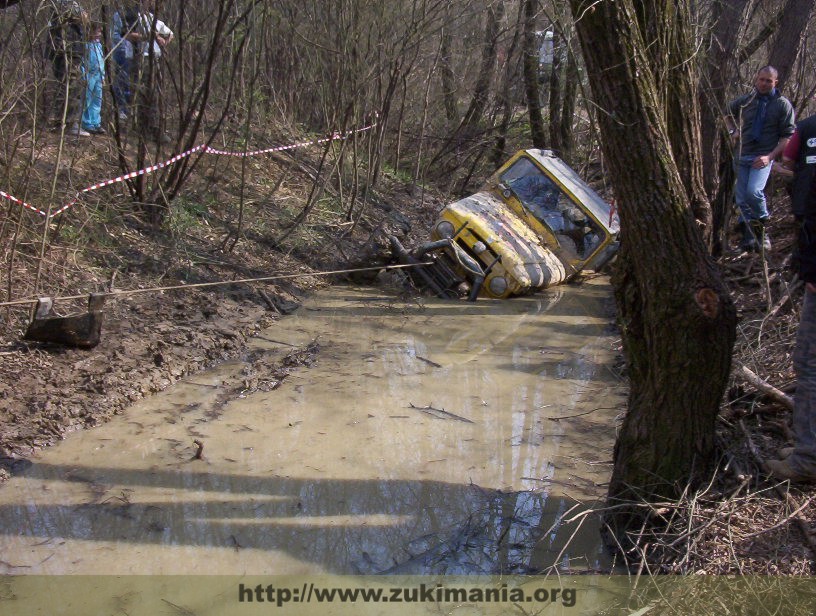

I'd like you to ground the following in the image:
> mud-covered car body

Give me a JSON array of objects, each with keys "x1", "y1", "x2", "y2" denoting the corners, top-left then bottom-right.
[{"x1": 391, "y1": 149, "x2": 620, "y2": 299}]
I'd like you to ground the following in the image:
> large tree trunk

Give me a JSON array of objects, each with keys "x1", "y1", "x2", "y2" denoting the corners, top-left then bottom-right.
[
  {"x1": 632, "y1": 1, "x2": 712, "y2": 243},
  {"x1": 650, "y1": 0, "x2": 713, "y2": 243},
  {"x1": 568, "y1": 0, "x2": 737, "y2": 549}
]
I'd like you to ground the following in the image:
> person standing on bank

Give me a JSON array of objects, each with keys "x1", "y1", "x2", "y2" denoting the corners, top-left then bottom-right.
[
  {"x1": 782, "y1": 112, "x2": 816, "y2": 223},
  {"x1": 111, "y1": 2, "x2": 142, "y2": 121},
  {"x1": 81, "y1": 22, "x2": 105, "y2": 134},
  {"x1": 46, "y1": 0, "x2": 89, "y2": 136},
  {"x1": 765, "y1": 170, "x2": 816, "y2": 483},
  {"x1": 724, "y1": 65, "x2": 795, "y2": 253},
  {"x1": 134, "y1": 0, "x2": 173, "y2": 144}
]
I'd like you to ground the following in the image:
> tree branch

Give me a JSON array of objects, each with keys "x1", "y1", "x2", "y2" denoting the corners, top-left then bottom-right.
[{"x1": 736, "y1": 363, "x2": 794, "y2": 410}]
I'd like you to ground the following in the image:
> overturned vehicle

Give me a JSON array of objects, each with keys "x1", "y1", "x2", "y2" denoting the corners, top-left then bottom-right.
[{"x1": 390, "y1": 149, "x2": 620, "y2": 300}]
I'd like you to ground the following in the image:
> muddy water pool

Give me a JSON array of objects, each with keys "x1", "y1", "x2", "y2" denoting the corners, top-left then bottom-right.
[{"x1": 0, "y1": 281, "x2": 625, "y2": 575}]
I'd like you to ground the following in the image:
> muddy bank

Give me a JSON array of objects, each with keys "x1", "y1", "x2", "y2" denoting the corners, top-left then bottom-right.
[
  {"x1": 0, "y1": 144, "x2": 439, "y2": 467},
  {"x1": 0, "y1": 285, "x2": 285, "y2": 460}
]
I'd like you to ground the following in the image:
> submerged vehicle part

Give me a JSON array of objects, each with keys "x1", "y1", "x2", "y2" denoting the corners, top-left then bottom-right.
[{"x1": 394, "y1": 149, "x2": 619, "y2": 300}]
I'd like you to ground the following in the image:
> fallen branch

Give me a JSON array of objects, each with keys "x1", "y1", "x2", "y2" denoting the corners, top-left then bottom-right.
[
  {"x1": 735, "y1": 363, "x2": 794, "y2": 410},
  {"x1": 546, "y1": 406, "x2": 616, "y2": 421},
  {"x1": 767, "y1": 276, "x2": 802, "y2": 319},
  {"x1": 415, "y1": 355, "x2": 442, "y2": 368},
  {"x1": 408, "y1": 402, "x2": 474, "y2": 424}
]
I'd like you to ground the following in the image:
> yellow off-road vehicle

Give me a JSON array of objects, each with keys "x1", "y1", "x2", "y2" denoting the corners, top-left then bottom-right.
[{"x1": 390, "y1": 149, "x2": 620, "y2": 300}]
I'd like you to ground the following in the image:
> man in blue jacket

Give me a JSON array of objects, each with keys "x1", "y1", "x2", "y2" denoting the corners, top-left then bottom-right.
[{"x1": 724, "y1": 66, "x2": 795, "y2": 252}]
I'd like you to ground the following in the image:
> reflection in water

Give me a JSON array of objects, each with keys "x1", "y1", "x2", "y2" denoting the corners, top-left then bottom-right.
[{"x1": 0, "y1": 283, "x2": 625, "y2": 575}]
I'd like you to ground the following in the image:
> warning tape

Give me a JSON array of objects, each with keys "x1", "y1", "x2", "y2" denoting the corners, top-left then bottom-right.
[
  {"x1": 0, "y1": 189, "x2": 48, "y2": 217},
  {"x1": 2, "y1": 123, "x2": 375, "y2": 220}
]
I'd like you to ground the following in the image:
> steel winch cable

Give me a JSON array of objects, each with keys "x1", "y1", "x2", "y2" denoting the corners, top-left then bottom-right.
[{"x1": 0, "y1": 262, "x2": 433, "y2": 308}]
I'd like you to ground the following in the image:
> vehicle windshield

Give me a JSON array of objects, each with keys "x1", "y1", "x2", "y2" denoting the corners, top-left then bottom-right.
[{"x1": 501, "y1": 157, "x2": 605, "y2": 259}]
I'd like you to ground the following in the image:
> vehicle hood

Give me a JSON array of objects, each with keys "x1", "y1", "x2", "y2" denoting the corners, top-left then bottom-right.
[{"x1": 445, "y1": 191, "x2": 567, "y2": 288}]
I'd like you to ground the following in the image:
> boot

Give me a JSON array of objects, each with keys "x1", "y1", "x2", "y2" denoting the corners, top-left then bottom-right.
[
  {"x1": 750, "y1": 219, "x2": 771, "y2": 252},
  {"x1": 765, "y1": 458, "x2": 816, "y2": 483},
  {"x1": 739, "y1": 221, "x2": 758, "y2": 252}
]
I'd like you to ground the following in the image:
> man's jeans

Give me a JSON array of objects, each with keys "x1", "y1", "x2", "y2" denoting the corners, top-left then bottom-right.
[
  {"x1": 791, "y1": 289, "x2": 816, "y2": 474},
  {"x1": 734, "y1": 155, "x2": 772, "y2": 222}
]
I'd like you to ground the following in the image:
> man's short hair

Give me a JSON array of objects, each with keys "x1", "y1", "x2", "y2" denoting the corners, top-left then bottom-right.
[{"x1": 757, "y1": 65, "x2": 779, "y2": 79}]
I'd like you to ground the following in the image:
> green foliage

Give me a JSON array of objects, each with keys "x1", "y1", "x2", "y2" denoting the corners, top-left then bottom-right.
[
  {"x1": 168, "y1": 196, "x2": 210, "y2": 236},
  {"x1": 380, "y1": 162, "x2": 414, "y2": 184}
]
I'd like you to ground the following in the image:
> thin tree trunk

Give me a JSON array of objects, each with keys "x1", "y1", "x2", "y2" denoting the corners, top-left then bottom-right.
[
  {"x1": 700, "y1": 0, "x2": 752, "y2": 254},
  {"x1": 767, "y1": 0, "x2": 816, "y2": 91},
  {"x1": 460, "y1": 2, "x2": 503, "y2": 132},
  {"x1": 557, "y1": 41, "x2": 578, "y2": 163},
  {"x1": 548, "y1": 28, "x2": 563, "y2": 153},
  {"x1": 523, "y1": 0, "x2": 546, "y2": 147},
  {"x1": 439, "y1": 25, "x2": 458, "y2": 126},
  {"x1": 491, "y1": 0, "x2": 524, "y2": 168}
]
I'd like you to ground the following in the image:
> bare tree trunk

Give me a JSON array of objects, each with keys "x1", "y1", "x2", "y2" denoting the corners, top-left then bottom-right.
[
  {"x1": 460, "y1": 2, "x2": 503, "y2": 132},
  {"x1": 439, "y1": 24, "x2": 458, "y2": 126},
  {"x1": 767, "y1": 0, "x2": 816, "y2": 91},
  {"x1": 548, "y1": 28, "x2": 563, "y2": 152},
  {"x1": 427, "y1": 2, "x2": 503, "y2": 176},
  {"x1": 416, "y1": 34, "x2": 445, "y2": 183},
  {"x1": 491, "y1": 0, "x2": 524, "y2": 168},
  {"x1": 557, "y1": 41, "x2": 578, "y2": 163},
  {"x1": 700, "y1": 0, "x2": 752, "y2": 254},
  {"x1": 523, "y1": 0, "x2": 546, "y2": 147},
  {"x1": 568, "y1": 0, "x2": 737, "y2": 551},
  {"x1": 639, "y1": 0, "x2": 713, "y2": 243}
]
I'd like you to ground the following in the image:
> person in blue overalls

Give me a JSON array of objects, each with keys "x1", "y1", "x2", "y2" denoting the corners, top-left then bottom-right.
[{"x1": 81, "y1": 21, "x2": 106, "y2": 134}]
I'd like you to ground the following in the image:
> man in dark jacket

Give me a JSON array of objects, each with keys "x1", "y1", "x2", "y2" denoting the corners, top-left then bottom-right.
[
  {"x1": 724, "y1": 66, "x2": 795, "y2": 252},
  {"x1": 46, "y1": 0, "x2": 88, "y2": 136},
  {"x1": 765, "y1": 172, "x2": 816, "y2": 483},
  {"x1": 782, "y1": 112, "x2": 816, "y2": 221}
]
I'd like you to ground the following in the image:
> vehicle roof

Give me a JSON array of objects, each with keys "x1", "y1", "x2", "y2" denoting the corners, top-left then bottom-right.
[{"x1": 523, "y1": 149, "x2": 620, "y2": 233}]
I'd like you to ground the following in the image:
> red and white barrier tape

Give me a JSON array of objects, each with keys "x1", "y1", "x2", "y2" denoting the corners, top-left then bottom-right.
[
  {"x1": 2, "y1": 123, "x2": 374, "y2": 220},
  {"x1": 0, "y1": 189, "x2": 48, "y2": 217}
]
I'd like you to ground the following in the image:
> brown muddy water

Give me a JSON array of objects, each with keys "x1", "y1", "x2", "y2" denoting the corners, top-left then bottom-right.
[{"x1": 0, "y1": 281, "x2": 625, "y2": 576}]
